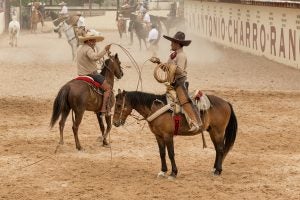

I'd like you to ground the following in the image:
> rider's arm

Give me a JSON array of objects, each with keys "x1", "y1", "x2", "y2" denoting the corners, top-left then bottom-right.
[
  {"x1": 86, "y1": 48, "x2": 107, "y2": 61},
  {"x1": 176, "y1": 53, "x2": 187, "y2": 71}
]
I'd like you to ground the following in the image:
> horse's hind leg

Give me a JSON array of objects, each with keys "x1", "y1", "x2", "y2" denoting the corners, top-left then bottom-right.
[
  {"x1": 209, "y1": 128, "x2": 225, "y2": 175},
  {"x1": 58, "y1": 108, "x2": 71, "y2": 145},
  {"x1": 165, "y1": 135, "x2": 178, "y2": 179},
  {"x1": 72, "y1": 110, "x2": 84, "y2": 150}
]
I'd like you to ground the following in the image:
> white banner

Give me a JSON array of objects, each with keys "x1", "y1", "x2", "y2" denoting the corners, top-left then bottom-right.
[{"x1": 185, "y1": 1, "x2": 300, "y2": 69}]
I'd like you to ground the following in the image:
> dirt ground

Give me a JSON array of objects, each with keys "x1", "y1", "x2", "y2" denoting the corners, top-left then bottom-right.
[{"x1": 0, "y1": 14, "x2": 300, "y2": 200}]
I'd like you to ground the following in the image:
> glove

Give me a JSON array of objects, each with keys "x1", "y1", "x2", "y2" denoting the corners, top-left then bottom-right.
[{"x1": 150, "y1": 57, "x2": 160, "y2": 64}]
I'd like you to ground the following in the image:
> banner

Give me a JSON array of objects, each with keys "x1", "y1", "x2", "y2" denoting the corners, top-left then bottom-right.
[{"x1": 185, "y1": 1, "x2": 300, "y2": 69}]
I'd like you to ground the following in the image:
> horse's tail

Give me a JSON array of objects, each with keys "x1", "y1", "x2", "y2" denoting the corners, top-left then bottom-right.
[
  {"x1": 50, "y1": 84, "x2": 70, "y2": 128},
  {"x1": 224, "y1": 103, "x2": 238, "y2": 157}
]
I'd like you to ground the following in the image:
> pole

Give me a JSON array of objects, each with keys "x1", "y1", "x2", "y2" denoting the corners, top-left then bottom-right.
[
  {"x1": 19, "y1": 0, "x2": 22, "y2": 28},
  {"x1": 89, "y1": 0, "x2": 91, "y2": 16}
]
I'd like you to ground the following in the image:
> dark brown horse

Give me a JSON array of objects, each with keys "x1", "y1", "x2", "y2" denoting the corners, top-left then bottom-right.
[
  {"x1": 30, "y1": 6, "x2": 44, "y2": 33},
  {"x1": 128, "y1": 13, "x2": 162, "y2": 49},
  {"x1": 113, "y1": 90, "x2": 237, "y2": 178},
  {"x1": 159, "y1": 16, "x2": 185, "y2": 35},
  {"x1": 50, "y1": 54, "x2": 124, "y2": 150}
]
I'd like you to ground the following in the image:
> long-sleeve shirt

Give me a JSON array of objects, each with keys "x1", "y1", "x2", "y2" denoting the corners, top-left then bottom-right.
[
  {"x1": 167, "y1": 48, "x2": 187, "y2": 81},
  {"x1": 77, "y1": 44, "x2": 107, "y2": 75},
  {"x1": 148, "y1": 28, "x2": 158, "y2": 42},
  {"x1": 59, "y1": 6, "x2": 68, "y2": 14}
]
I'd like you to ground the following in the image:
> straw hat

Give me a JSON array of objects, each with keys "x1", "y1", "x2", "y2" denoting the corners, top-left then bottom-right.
[
  {"x1": 78, "y1": 30, "x2": 104, "y2": 43},
  {"x1": 163, "y1": 31, "x2": 191, "y2": 46},
  {"x1": 76, "y1": 11, "x2": 82, "y2": 16}
]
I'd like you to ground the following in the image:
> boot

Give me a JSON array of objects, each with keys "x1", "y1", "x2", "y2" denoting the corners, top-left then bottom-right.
[
  {"x1": 182, "y1": 102, "x2": 202, "y2": 132},
  {"x1": 100, "y1": 90, "x2": 111, "y2": 114},
  {"x1": 175, "y1": 84, "x2": 202, "y2": 132}
]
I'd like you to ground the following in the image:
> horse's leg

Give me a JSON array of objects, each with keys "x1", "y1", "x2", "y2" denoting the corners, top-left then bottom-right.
[
  {"x1": 103, "y1": 115, "x2": 112, "y2": 146},
  {"x1": 58, "y1": 107, "x2": 71, "y2": 145},
  {"x1": 72, "y1": 110, "x2": 84, "y2": 150},
  {"x1": 165, "y1": 135, "x2": 178, "y2": 179},
  {"x1": 9, "y1": 34, "x2": 13, "y2": 46},
  {"x1": 139, "y1": 38, "x2": 142, "y2": 50},
  {"x1": 96, "y1": 113, "x2": 107, "y2": 146},
  {"x1": 143, "y1": 38, "x2": 148, "y2": 50},
  {"x1": 155, "y1": 135, "x2": 167, "y2": 177},
  {"x1": 209, "y1": 128, "x2": 225, "y2": 175}
]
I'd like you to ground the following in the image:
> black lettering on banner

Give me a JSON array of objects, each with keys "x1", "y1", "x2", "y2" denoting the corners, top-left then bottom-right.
[{"x1": 260, "y1": 24, "x2": 266, "y2": 52}]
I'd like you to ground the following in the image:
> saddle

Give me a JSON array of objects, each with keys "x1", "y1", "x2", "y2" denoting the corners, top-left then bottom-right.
[
  {"x1": 166, "y1": 89, "x2": 211, "y2": 114},
  {"x1": 146, "y1": 89, "x2": 211, "y2": 122},
  {"x1": 74, "y1": 76, "x2": 114, "y2": 115},
  {"x1": 75, "y1": 76, "x2": 104, "y2": 95}
]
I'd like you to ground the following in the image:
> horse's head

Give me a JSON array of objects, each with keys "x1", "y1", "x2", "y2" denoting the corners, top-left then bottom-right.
[
  {"x1": 113, "y1": 89, "x2": 132, "y2": 127},
  {"x1": 108, "y1": 53, "x2": 124, "y2": 79}
]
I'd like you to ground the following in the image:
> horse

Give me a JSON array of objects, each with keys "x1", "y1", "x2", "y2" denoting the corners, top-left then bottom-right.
[
  {"x1": 159, "y1": 16, "x2": 185, "y2": 35},
  {"x1": 50, "y1": 54, "x2": 124, "y2": 150},
  {"x1": 113, "y1": 90, "x2": 238, "y2": 178},
  {"x1": 8, "y1": 17, "x2": 20, "y2": 47},
  {"x1": 30, "y1": 5, "x2": 44, "y2": 33},
  {"x1": 58, "y1": 21, "x2": 78, "y2": 61},
  {"x1": 117, "y1": 15, "x2": 128, "y2": 39},
  {"x1": 128, "y1": 13, "x2": 162, "y2": 49}
]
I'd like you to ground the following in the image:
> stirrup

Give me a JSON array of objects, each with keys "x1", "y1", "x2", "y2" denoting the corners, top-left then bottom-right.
[{"x1": 188, "y1": 124, "x2": 200, "y2": 132}]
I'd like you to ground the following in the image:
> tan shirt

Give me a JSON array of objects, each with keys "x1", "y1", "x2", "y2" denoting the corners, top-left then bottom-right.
[
  {"x1": 167, "y1": 48, "x2": 187, "y2": 81},
  {"x1": 77, "y1": 44, "x2": 107, "y2": 75}
]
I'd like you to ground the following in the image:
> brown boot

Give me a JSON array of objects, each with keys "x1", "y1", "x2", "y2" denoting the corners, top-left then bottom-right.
[
  {"x1": 176, "y1": 85, "x2": 202, "y2": 132},
  {"x1": 100, "y1": 80, "x2": 112, "y2": 115}
]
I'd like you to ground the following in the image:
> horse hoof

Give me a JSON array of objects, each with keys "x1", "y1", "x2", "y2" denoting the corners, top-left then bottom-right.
[
  {"x1": 102, "y1": 143, "x2": 110, "y2": 148},
  {"x1": 167, "y1": 175, "x2": 176, "y2": 180},
  {"x1": 157, "y1": 171, "x2": 167, "y2": 178},
  {"x1": 213, "y1": 170, "x2": 222, "y2": 176}
]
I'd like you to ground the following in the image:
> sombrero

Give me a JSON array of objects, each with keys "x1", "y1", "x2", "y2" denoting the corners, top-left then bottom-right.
[
  {"x1": 163, "y1": 31, "x2": 191, "y2": 46},
  {"x1": 78, "y1": 30, "x2": 104, "y2": 43}
]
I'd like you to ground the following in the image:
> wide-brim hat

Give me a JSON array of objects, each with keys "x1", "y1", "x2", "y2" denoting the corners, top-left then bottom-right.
[
  {"x1": 163, "y1": 31, "x2": 191, "y2": 46},
  {"x1": 78, "y1": 30, "x2": 104, "y2": 43}
]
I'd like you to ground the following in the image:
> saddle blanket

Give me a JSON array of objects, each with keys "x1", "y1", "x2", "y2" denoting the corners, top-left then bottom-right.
[
  {"x1": 75, "y1": 76, "x2": 101, "y2": 88},
  {"x1": 166, "y1": 89, "x2": 211, "y2": 113}
]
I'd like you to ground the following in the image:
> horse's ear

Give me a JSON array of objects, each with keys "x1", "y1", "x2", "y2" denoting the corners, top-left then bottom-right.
[
  {"x1": 118, "y1": 89, "x2": 121, "y2": 94},
  {"x1": 115, "y1": 53, "x2": 118, "y2": 59}
]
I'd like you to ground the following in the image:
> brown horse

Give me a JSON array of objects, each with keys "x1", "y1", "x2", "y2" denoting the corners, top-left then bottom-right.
[
  {"x1": 30, "y1": 6, "x2": 44, "y2": 33},
  {"x1": 113, "y1": 90, "x2": 237, "y2": 178},
  {"x1": 117, "y1": 17, "x2": 127, "y2": 38},
  {"x1": 50, "y1": 54, "x2": 124, "y2": 150}
]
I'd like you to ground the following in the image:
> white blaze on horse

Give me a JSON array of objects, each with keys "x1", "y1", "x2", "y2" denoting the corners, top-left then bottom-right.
[{"x1": 8, "y1": 16, "x2": 20, "y2": 47}]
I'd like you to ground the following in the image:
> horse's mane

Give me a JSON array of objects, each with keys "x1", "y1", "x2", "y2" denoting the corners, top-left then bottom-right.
[
  {"x1": 100, "y1": 59, "x2": 110, "y2": 76},
  {"x1": 126, "y1": 91, "x2": 167, "y2": 109}
]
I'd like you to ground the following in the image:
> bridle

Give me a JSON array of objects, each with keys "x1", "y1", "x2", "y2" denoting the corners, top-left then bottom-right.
[
  {"x1": 101, "y1": 55, "x2": 123, "y2": 78},
  {"x1": 114, "y1": 93, "x2": 127, "y2": 124}
]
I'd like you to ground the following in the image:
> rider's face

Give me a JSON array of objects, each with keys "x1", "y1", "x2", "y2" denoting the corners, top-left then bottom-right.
[
  {"x1": 171, "y1": 41, "x2": 180, "y2": 51},
  {"x1": 86, "y1": 39, "x2": 96, "y2": 48}
]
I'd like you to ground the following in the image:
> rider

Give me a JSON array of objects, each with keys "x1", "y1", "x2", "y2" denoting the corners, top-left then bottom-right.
[
  {"x1": 76, "y1": 11, "x2": 86, "y2": 37},
  {"x1": 148, "y1": 24, "x2": 159, "y2": 57},
  {"x1": 58, "y1": 1, "x2": 68, "y2": 17},
  {"x1": 153, "y1": 31, "x2": 202, "y2": 132},
  {"x1": 77, "y1": 32, "x2": 112, "y2": 115}
]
